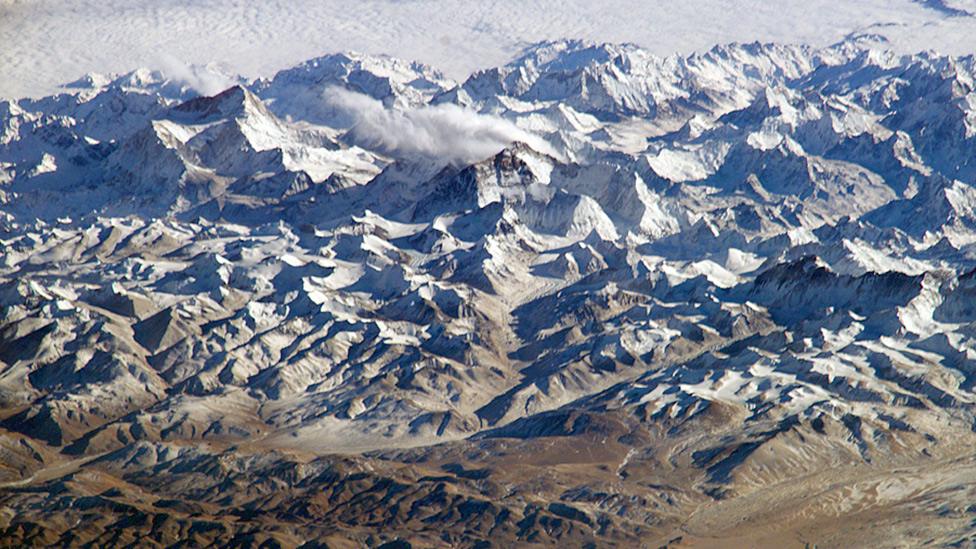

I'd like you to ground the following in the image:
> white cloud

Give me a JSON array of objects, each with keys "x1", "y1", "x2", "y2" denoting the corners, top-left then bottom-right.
[
  {"x1": 156, "y1": 54, "x2": 234, "y2": 97},
  {"x1": 5, "y1": 0, "x2": 976, "y2": 99},
  {"x1": 326, "y1": 86, "x2": 559, "y2": 165}
]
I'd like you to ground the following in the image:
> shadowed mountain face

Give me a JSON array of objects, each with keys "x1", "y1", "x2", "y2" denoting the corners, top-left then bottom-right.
[{"x1": 2, "y1": 39, "x2": 976, "y2": 547}]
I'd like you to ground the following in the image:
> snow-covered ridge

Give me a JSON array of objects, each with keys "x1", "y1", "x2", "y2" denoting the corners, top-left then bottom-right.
[{"x1": 3, "y1": 38, "x2": 976, "y2": 546}]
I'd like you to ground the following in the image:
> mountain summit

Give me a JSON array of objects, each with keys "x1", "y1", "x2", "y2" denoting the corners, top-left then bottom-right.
[{"x1": 2, "y1": 39, "x2": 976, "y2": 547}]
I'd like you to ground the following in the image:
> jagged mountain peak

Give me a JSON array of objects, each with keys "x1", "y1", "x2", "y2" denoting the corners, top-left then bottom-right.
[
  {"x1": 170, "y1": 85, "x2": 261, "y2": 120},
  {"x1": 5, "y1": 38, "x2": 976, "y2": 547}
]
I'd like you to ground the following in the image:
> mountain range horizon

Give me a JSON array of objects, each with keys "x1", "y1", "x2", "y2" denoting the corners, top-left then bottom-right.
[{"x1": 2, "y1": 35, "x2": 976, "y2": 547}]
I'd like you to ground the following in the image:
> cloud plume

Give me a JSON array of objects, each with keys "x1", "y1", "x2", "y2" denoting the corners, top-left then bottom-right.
[
  {"x1": 156, "y1": 54, "x2": 235, "y2": 96},
  {"x1": 325, "y1": 86, "x2": 559, "y2": 165}
]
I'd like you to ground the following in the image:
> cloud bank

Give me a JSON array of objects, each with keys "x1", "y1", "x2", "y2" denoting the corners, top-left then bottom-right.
[
  {"x1": 5, "y1": 0, "x2": 976, "y2": 99},
  {"x1": 325, "y1": 87, "x2": 559, "y2": 165}
]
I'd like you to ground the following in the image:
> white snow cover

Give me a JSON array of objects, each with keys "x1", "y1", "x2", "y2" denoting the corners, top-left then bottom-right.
[{"x1": 3, "y1": 36, "x2": 976, "y2": 481}]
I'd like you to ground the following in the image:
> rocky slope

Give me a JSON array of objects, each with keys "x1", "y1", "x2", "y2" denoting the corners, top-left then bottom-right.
[{"x1": 2, "y1": 38, "x2": 976, "y2": 547}]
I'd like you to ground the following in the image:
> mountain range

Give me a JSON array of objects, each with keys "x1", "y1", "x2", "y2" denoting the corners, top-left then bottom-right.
[{"x1": 2, "y1": 37, "x2": 976, "y2": 547}]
